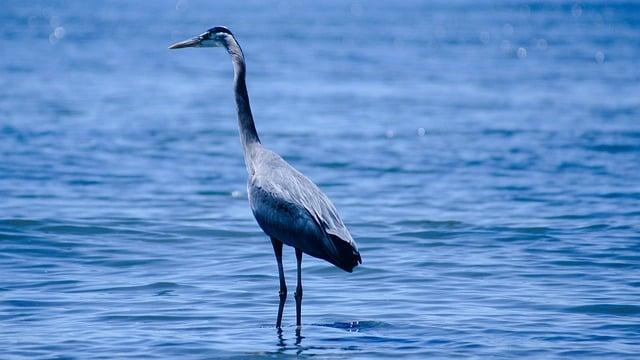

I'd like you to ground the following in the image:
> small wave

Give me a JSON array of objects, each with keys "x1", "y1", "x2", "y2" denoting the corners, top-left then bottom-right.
[
  {"x1": 0, "y1": 218, "x2": 44, "y2": 228},
  {"x1": 492, "y1": 225, "x2": 552, "y2": 234},
  {"x1": 392, "y1": 219, "x2": 467, "y2": 229},
  {"x1": 69, "y1": 281, "x2": 188, "y2": 293},
  {"x1": 396, "y1": 230, "x2": 460, "y2": 240},
  {"x1": 587, "y1": 144, "x2": 640, "y2": 153},
  {"x1": 315, "y1": 320, "x2": 392, "y2": 331},
  {"x1": 548, "y1": 260, "x2": 636, "y2": 269},
  {"x1": 3, "y1": 299, "x2": 73, "y2": 308},
  {"x1": 38, "y1": 225, "x2": 120, "y2": 235},
  {"x1": 598, "y1": 192, "x2": 640, "y2": 200},
  {"x1": 67, "y1": 179, "x2": 101, "y2": 186},
  {"x1": 566, "y1": 304, "x2": 640, "y2": 316},
  {"x1": 97, "y1": 314, "x2": 217, "y2": 322}
]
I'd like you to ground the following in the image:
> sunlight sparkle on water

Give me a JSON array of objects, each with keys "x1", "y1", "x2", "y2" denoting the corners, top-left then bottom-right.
[{"x1": 517, "y1": 47, "x2": 527, "y2": 59}]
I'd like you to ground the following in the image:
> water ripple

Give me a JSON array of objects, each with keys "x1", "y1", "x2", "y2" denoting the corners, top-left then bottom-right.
[{"x1": 1, "y1": 0, "x2": 639, "y2": 358}]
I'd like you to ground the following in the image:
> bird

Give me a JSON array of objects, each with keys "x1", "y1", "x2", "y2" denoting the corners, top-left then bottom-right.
[{"x1": 169, "y1": 26, "x2": 361, "y2": 328}]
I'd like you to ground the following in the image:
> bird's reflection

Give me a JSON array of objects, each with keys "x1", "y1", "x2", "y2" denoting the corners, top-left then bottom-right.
[
  {"x1": 276, "y1": 327, "x2": 286, "y2": 351},
  {"x1": 276, "y1": 327, "x2": 305, "y2": 355},
  {"x1": 295, "y1": 327, "x2": 304, "y2": 345}
]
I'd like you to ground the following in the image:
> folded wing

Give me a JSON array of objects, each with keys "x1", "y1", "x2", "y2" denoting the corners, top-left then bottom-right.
[{"x1": 249, "y1": 151, "x2": 361, "y2": 272}]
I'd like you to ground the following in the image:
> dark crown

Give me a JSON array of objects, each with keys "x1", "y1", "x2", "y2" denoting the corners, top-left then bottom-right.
[{"x1": 208, "y1": 26, "x2": 232, "y2": 35}]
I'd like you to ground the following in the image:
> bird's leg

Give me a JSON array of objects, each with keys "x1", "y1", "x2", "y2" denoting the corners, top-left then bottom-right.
[
  {"x1": 294, "y1": 248, "x2": 303, "y2": 328},
  {"x1": 271, "y1": 237, "x2": 287, "y2": 328}
]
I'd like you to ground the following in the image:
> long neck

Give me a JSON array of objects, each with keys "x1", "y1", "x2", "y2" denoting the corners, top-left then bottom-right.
[{"x1": 225, "y1": 36, "x2": 260, "y2": 172}]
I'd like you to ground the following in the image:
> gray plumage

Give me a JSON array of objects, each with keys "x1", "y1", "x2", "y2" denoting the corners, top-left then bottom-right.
[
  {"x1": 170, "y1": 26, "x2": 361, "y2": 328},
  {"x1": 248, "y1": 147, "x2": 361, "y2": 272}
]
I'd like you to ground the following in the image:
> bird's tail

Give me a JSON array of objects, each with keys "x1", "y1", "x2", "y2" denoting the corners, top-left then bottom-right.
[{"x1": 326, "y1": 234, "x2": 362, "y2": 272}]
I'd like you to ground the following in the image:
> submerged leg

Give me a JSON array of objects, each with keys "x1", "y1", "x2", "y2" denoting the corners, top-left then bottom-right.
[
  {"x1": 294, "y1": 248, "x2": 303, "y2": 327},
  {"x1": 271, "y1": 237, "x2": 287, "y2": 328}
]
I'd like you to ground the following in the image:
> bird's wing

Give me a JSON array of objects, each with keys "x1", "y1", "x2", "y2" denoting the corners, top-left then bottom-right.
[{"x1": 250, "y1": 152, "x2": 357, "y2": 250}]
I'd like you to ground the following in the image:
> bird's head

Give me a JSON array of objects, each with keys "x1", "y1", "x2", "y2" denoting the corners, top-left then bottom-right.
[{"x1": 168, "y1": 26, "x2": 233, "y2": 49}]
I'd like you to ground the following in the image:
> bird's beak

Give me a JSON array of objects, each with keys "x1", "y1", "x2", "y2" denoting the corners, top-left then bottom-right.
[{"x1": 168, "y1": 36, "x2": 202, "y2": 49}]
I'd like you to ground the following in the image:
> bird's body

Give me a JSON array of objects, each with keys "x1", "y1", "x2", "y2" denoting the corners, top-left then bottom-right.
[
  {"x1": 247, "y1": 145, "x2": 361, "y2": 272},
  {"x1": 169, "y1": 26, "x2": 361, "y2": 328}
]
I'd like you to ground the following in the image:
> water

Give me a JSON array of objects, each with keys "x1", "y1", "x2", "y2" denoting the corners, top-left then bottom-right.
[{"x1": 1, "y1": 0, "x2": 640, "y2": 358}]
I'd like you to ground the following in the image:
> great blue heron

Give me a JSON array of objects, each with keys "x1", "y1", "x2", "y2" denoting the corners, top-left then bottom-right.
[{"x1": 169, "y1": 26, "x2": 361, "y2": 328}]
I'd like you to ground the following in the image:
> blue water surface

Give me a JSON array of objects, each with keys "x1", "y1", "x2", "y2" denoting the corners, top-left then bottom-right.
[{"x1": 1, "y1": 0, "x2": 640, "y2": 358}]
